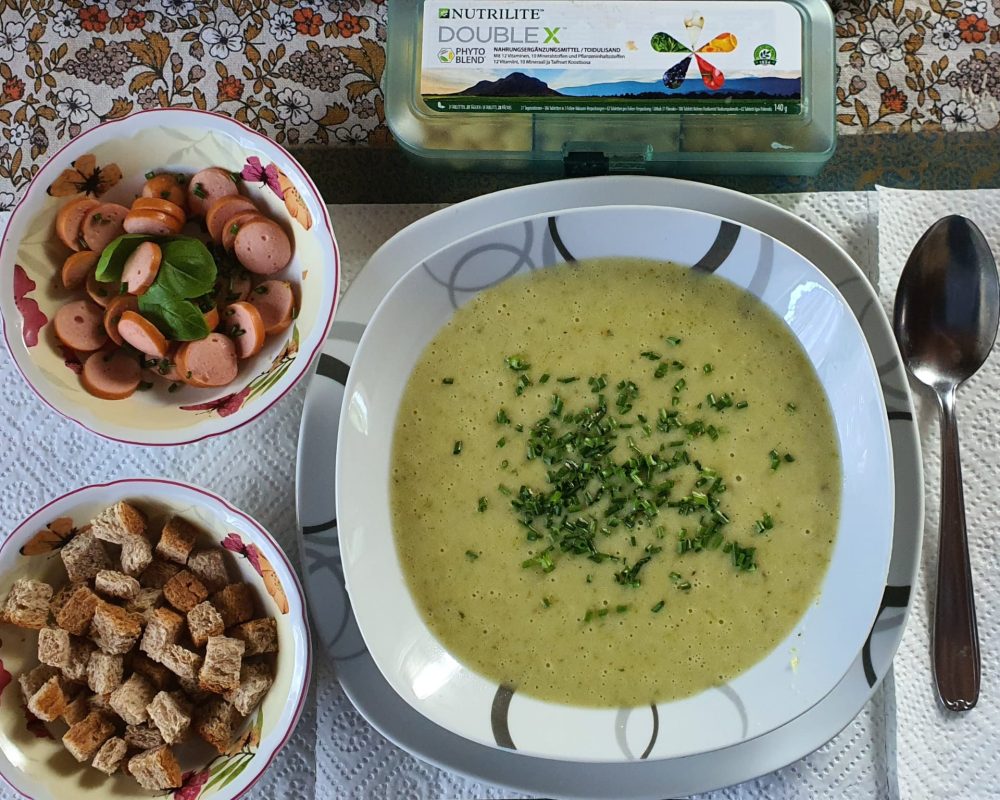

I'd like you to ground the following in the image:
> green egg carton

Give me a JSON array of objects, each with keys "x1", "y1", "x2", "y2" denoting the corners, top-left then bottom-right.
[{"x1": 385, "y1": 0, "x2": 836, "y2": 176}]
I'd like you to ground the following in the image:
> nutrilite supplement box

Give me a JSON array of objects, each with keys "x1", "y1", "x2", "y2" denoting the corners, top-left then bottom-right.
[{"x1": 385, "y1": 0, "x2": 836, "y2": 175}]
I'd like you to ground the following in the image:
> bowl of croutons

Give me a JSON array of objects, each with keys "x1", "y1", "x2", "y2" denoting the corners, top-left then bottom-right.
[{"x1": 0, "y1": 478, "x2": 310, "y2": 799}]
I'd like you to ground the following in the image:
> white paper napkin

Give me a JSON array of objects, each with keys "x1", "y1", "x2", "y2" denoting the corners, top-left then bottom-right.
[{"x1": 876, "y1": 186, "x2": 1000, "y2": 800}]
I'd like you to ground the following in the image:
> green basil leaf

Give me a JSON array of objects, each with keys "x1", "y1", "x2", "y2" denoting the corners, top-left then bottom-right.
[
  {"x1": 138, "y1": 283, "x2": 210, "y2": 341},
  {"x1": 94, "y1": 234, "x2": 151, "y2": 283},
  {"x1": 158, "y1": 237, "x2": 217, "y2": 299}
]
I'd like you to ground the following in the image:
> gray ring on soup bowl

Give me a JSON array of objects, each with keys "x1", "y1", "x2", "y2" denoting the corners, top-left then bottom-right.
[{"x1": 335, "y1": 205, "x2": 894, "y2": 763}]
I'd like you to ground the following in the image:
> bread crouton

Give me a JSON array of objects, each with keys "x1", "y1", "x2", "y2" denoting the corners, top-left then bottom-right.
[
  {"x1": 60, "y1": 532, "x2": 111, "y2": 583},
  {"x1": 194, "y1": 697, "x2": 241, "y2": 753},
  {"x1": 125, "y1": 722, "x2": 165, "y2": 750},
  {"x1": 109, "y1": 672, "x2": 156, "y2": 725},
  {"x1": 147, "y1": 691, "x2": 192, "y2": 744},
  {"x1": 156, "y1": 516, "x2": 200, "y2": 565},
  {"x1": 120, "y1": 534, "x2": 154, "y2": 578},
  {"x1": 128, "y1": 745, "x2": 182, "y2": 790},
  {"x1": 54, "y1": 584, "x2": 100, "y2": 636},
  {"x1": 159, "y1": 644, "x2": 202, "y2": 682},
  {"x1": 228, "y1": 617, "x2": 278, "y2": 656},
  {"x1": 139, "y1": 559, "x2": 181, "y2": 589},
  {"x1": 90, "y1": 501, "x2": 146, "y2": 544},
  {"x1": 49, "y1": 582, "x2": 81, "y2": 618},
  {"x1": 91, "y1": 736, "x2": 127, "y2": 775},
  {"x1": 210, "y1": 583, "x2": 255, "y2": 628},
  {"x1": 1, "y1": 578, "x2": 53, "y2": 629},
  {"x1": 19, "y1": 663, "x2": 59, "y2": 701},
  {"x1": 95, "y1": 570, "x2": 140, "y2": 601},
  {"x1": 187, "y1": 601, "x2": 224, "y2": 648},
  {"x1": 130, "y1": 652, "x2": 173, "y2": 690},
  {"x1": 87, "y1": 650, "x2": 124, "y2": 695},
  {"x1": 186, "y1": 548, "x2": 230, "y2": 592},
  {"x1": 139, "y1": 607, "x2": 184, "y2": 661},
  {"x1": 162, "y1": 570, "x2": 208, "y2": 613},
  {"x1": 199, "y1": 636, "x2": 244, "y2": 694},
  {"x1": 38, "y1": 626, "x2": 71, "y2": 668},
  {"x1": 27, "y1": 674, "x2": 69, "y2": 721},
  {"x1": 89, "y1": 600, "x2": 143, "y2": 655},
  {"x1": 126, "y1": 587, "x2": 163, "y2": 623},
  {"x1": 62, "y1": 692, "x2": 91, "y2": 725},
  {"x1": 62, "y1": 636, "x2": 96, "y2": 683},
  {"x1": 63, "y1": 710, "x2": 115, "y2": 762},
  {"x1": 224, "y1": 660, "x2": 274, "y2": 716}
]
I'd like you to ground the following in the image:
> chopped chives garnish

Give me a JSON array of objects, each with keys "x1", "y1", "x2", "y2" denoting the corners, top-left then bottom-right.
[
  {"x1": 539, "y1": 373, "x2": 550, "y2": 384},
  {"x1": 640, "y1": 351, "x2": 661, "y2": 360},
  {"x1": 769, "y1": 449, "x2": 781, "y2": 470},
  {"x1": 665, "y1": 336, "x2": 682, "y2": 346},
  {"x1": 651, "y1": 600, "x2": 665, "y2": 613},
  {"x1": 615, "y1": 604, "x2": 629, "y2": 614},
  {"x1": 505, "y1": 356, "x2": 530, "y2": 371},
  {"x1": 542, "y1": 596, "x2": 552, "y2": 608},
  {"x1": 703, "y1": 363, "x2": 714, "y2": 373},
  {"x1": 144, "y1": 170, "x2": 156, "y2": 179},
  {"x1": 784, "y1": 453, "x2": 796, "y2": 463},
  {"x1": 496, "y1": 437, "x2": 506, "y2": 448},
  {"x1": 786, "y1": 402, "x2": 797, "y2": 412},
  {"x1": 496, "y1": 408, "x2": 510, "y2": 425},
  {"x1": 673, "y1": 378, "x2": 686, "y2": 393},
  {"x1": 736, "y1": 400, "x2": 749, "y2": 409},
  {"x1": 465, "y1": 550, "x2": 479, "y2": 561},
  {"x1": 453, "y1": 440, "x2": 463, "y2": 455},
  {"x1": 192, "y1": 182, "x2": 206, "y2": 198},
  {"x1": 442, "y1": 377, "x2": 454, "y2": 384},
  {"x1": 753, "y1": 512, "x2": 774, "y2": 534},
  {"x1": 478, "y1": 497, "x2": 488, "y2": 512},
  {"x1": 557, "y1": 376, "x2": 579, "y2": 384},
  {"x1": 654, "y1": 362, "x2": 669, "y2": 379}
]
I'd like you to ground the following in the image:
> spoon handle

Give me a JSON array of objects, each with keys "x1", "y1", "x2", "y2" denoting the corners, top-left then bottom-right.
[{"x1": 933, "y1": 386, "x2": 980, "y2": 711}]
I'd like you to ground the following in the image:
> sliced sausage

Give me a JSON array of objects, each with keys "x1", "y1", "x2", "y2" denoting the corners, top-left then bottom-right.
[
  {"x1": 142, "y1": 346, "x2": 182, "y2": 382},
  {"x1": 142, "y1": 174, "x2": 187, "y2": 208},
  {"x1": 61, "y1": 250, "x2": 99, "y2": 290},
  {"x1": 121, "y1": 241, "x2": 162, "y2": 296},
  {"x1": 123, "y1": 209, "x2": 183, "y2": 236},
  {"x1": 175, "y1": 333, "x2": 239, "y2": 388},
  {"x1": 217, "y1": 271, "x2": 253, "y2": 304},
  {"x1": 81, "y1": 349, "x2": 141, "y2": 400},
  {"x1": 132, "y1": 197, "x2": 186, "y2": 225},
  {"x1": 203, "y1": 305, "x2": 220, "y2": 332},
  {"x1": 221, "y1": 211, "x2": 264, "y2": 252},
  {"x1": 53, "y1": 299, "x2": 108, "y2": 352},
  {"x1": 56, "y1": 197, "x2": 99, "y2": 252},
  {"x1": 103, "y1": 295, "x2": 139, "y2": 346},
  {"x1": 86, "y1": 270, "x2": 117, "y2": 308},
  {"x1": 187, "y1": 167, "x2": 239, "y2": 218},
  {"x1": 222, "y1": 301, "x2": 265, "y2": 359},
  {"x1": 81, "y1": 203, "x2": 129, "y2": 253},
  {"x1": 117, "y1": 310, "x2": 168, "y2": 358},
  {"x1": 248, "y1": 280, "x2": 295, "y2": 334},
  {"x1": 234, "y1": 218, "x2": 293, "y2": 275},
  {"x1": 206, "y1": 195, "x2": 257, "y2": 244}
]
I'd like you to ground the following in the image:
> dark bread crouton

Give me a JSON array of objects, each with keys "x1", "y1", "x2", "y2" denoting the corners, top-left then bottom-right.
[
  {"x1": 147, "y1": 691, "x2": 192, "y2": 744},
  {"x1": 19, "y1": 663, "x2": 59, "y2": 701},
  {"x1": 120, "y1": 534, "x2": 154, "y2": 578},
  {"x1": 198, "y1": 636, "x2": 244, "y2": 694},
  {"x1": 125, "y1": 722, "x2": 165, "y2": 750},
  {"x1": 109, "y1": 672, "x2": 156, "y2": 725},
  {"x1": 54, "y1": 584, "x2": 99, "y2": 636},
  {"x1": 62, "y1": 710, "x2": 115, "y2": 762},
  {"x1": 156, "y1": 516, "x2": 200, "y2": 565},
  {"x1": 91, "y1": 736, "x2": 127, "y2": 774},
  {"x1": 194, "y1": 697, "x2": 241, "y2": 753},
  {"x1": 87, "y1": 651, "x2": 124, "y2": 695},
  {"x1": 162, "y1": 570, "x2": 208, "y2": 613},
  {"x1": 60, "y1": 532, "x2": 111, "y2": 583},
  {"x1": 186, "y1": 548, "x2": 230, "y2": 592},
  {"x1": 228, "y1": 617, "x2": 278, "y2": 656},
  {"x1": 127, "y1": 745, "x2": 182, "y2": 790},
  {"x1": 159, "y1": 644, "x2": 202, "y2": 682},
  {"x1": 49, "y1": 582, "x2": 81, "y2": 618},
  {"x1": 130, "y1": 652, "x2": 174, "y2": 690},
  {"x1": 89, "y1": 600, "x2": 143, "y2": 655},
  {"x1": 139, "y1": 607, "x2": 184, "y2": 661},
  {"x1": 187, "y1": 601, "x2": 224, "y2": 647},
  {"x1": 139, "y1": 559, "x2": 181, "y2": 589},
  {"x1": 95, "y1": 570, "x2": 140, "y2": 601},
  {"x1": 1, "y1": 578, "x2": 53, "y2": 629},
  {"x1": 27, "y1": 674, "x2": 69, "y2": 721},
  {"x1": 210, "y1": 583, "x2": 255, "y2": 628},
  {"x1": 62, "y1": 692, "x2": 91, "y2": 725},
  {"x1": 90, "y1": 501, "x2": 146, "y2": 544},
  {"x1": 223, "y1": 660, "x2": 274, "y2": 716},
  {"x1": 38, "y1": 626, "x2": 71, "y2": 668}
]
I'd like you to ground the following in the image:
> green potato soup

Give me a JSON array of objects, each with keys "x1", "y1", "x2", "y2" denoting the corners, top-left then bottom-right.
[{"x1": 391, "y1": 257, "x2": 841, "y2": 708}]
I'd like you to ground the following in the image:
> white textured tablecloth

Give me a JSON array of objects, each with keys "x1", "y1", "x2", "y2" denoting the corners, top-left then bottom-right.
[{"x1": 2, "y1": 189, "x2": 988, "y2": 799}]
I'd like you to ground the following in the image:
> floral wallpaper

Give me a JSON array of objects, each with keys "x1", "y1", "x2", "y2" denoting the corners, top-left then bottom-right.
[{"x1": 0, "y1": 0, "x2": 996, "y2": 209}]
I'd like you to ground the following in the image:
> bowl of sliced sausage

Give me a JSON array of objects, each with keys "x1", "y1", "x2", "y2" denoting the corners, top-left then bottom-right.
[{"x1": 0, "y1": 108, "x2": 339, "y2": 445}]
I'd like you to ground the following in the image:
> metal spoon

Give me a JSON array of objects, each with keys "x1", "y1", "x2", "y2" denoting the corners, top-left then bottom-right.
[{"x1": 893, "y1": 214, "x2": 999, "y2": 712}]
